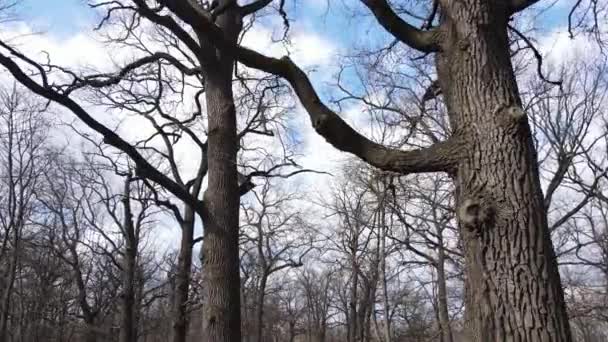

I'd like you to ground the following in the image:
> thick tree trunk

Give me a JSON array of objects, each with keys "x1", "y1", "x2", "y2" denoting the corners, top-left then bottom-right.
[
  {"x1": 200, "y1": 73, "x2": 241, "y2": 342},
  {"x1": 171, "y1": 205, "x2": 195, "y2": 342},
  {"x1": 435, "y1": 1, "x2": 572, "y2": 340},
  {"x1": 199, "y1": 4, "x2": 242, "y2": 341}
]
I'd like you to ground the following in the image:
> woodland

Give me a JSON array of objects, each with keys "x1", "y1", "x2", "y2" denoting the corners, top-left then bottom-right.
[{"x1": 0, "y1": 0, "x2": 607, "y2": 341}]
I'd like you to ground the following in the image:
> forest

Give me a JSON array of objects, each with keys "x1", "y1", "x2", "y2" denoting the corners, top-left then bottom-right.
[{"x1": 0, "y1": 0, "x2": 606, "y2": 341}]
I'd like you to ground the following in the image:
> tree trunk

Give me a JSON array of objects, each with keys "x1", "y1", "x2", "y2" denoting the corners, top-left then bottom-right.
[
  {"x1": 348, "y1": 260, "x2": 358, "y2": 342},
  {"x1": 435, "y1": 2, "x2": 572, "y2": 340},
  {"x1": 254, "y1": 275, "x2": 268, "y2": 342},
  {"x1": 84, "y1": 316, "x2": 97, "y2": 342},
  {"x1": 171, "y1": 205, "x2": 195, "y2": 342},
  {"x1": 200, "y1": 73, "x2": 241, "y2": 342},
  {"x1": 288, "y1": 321, "x2": 296, "y2": 342},
  {"x1": 379, "y1": 203, "x2": 392, "y2": 342},
  {"x1": 0, "y1": 247, "x2": 17, "y2": 342},
  {"x1": 119, "y1": 177, "x2": 137, "y2": 342},
  {"x1": 436, "y1": 242, "x2": 453, "y2": 342},
  {"x1": 199, "y1": 3, "x2": 242, "y2": 341}
]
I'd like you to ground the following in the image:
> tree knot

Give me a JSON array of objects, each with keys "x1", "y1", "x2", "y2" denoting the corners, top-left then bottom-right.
[
  {"x1": 458, "y1": 197, "x2": 495, "y2": 235},
  {"x1": 494, "y1": 103, "x2": 527, "y2": 129}
]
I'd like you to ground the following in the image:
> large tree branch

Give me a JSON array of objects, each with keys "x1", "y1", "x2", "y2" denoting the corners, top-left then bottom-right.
[
  {"x1": 235, "y1": 52, "x2": 463, "y2": 174},
  {"x1": 0, "y1": 50, "x2": 203, "y2": 211},
  {"x1": 360, "y1": 0, "x2": 441, "y2": 53}
]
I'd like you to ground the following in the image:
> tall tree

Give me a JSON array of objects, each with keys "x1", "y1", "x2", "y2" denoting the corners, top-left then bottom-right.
[{"x1": 1, "y1": 0, "x2": 605, "y2": 340}]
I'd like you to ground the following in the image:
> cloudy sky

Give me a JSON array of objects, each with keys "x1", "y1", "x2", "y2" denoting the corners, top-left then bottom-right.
[{"x1": 4, "y1": 0, "x2": 598, "y2": 250}]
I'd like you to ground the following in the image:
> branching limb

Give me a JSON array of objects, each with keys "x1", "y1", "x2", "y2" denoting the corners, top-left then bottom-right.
[
  {"x1": 143, "y1": 1, "x2": 462, "y2": 174},
  {"x1": 130, "y1": 0, "x2": 214, "y2": 65},
  {"x1": 0, "y1": 48, "x2": 202, "y2": 211},
  {"x1": 62, "y1": 52, "x2": 201, "y2": 94},
  {"x1": 508, "y1": 24, "x2": 562, "y2": 86},
  {"x1": 236, "y1": 53, "x2": 464, "y2": 174}
]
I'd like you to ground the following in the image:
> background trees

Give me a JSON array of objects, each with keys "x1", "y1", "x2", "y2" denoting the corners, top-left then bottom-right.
[{"x1": 0, "y1": 0, "x2": 606, "y2": 341}]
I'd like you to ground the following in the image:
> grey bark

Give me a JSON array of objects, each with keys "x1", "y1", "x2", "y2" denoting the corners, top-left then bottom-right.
[
  {"x1": 435, "y1": 2, "x2": 572, "y2": 339},
  {"x1": 119, "y1": 175, "x2": 137, "y2": 342},
  {"x1": 198, "y1": 2, "x2": 243, "y2": 341}
]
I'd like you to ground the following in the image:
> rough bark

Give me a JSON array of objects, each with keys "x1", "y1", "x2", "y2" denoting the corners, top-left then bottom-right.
[
  {"x1": 198, "y1": 2, "x2": 242, "y2": 341},
  {"x1": 434, "y1": 1, "x2": 572, "y2": 340},
  {"x1": 200, "y1": 71, "x2": 241, "y2": 342}
]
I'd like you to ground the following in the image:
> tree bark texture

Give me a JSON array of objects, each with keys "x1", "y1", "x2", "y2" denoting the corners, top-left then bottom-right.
[
  {"x1": 435, "y1": 1, "x2": 572, "y2": 340},
  {"x1": 199, "y1": 2, "x2": 242, "y2": 341}
]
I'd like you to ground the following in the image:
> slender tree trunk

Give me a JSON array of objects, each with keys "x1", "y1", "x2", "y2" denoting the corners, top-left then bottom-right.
[
  {"x1": 435, "y1": 2, "x2": 572, "y2": 340},
  {"x1": 379, "y1": 203, "x2": 392, "y2": 342},
  {"x1": 288, "y1": 321, "x2": 296, "y2": 342},
  {"x1": 0, "y1": 224, "x2": 19, "y2": 342},
  {"x1": 254, "y1": 275, "x2": 268, "y2": 342},
  {"x1": 348, "y1": 262, "x2": 358, "y2": 342},
  {"x1": 171, "y1": 205, "x2": 195, "y2": 342},
  {"x1": 119, "y1": 177, "x2": 137, "y2": 342},
  {"x1": 435, "y1": 242, "x2": 453, "y2": 342},
  {"x1": 199, "y1": 3, "x2": 242, "y2": 340}
]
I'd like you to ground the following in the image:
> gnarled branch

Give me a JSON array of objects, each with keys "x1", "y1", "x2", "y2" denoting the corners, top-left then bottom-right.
[{"x1": 148, "y1": 0, "x2": 463, "y2": 174}]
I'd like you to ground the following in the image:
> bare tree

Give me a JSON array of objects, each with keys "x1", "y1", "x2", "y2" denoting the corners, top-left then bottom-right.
[
  {"x1": 0, "y1": 85, "x2": 49, "y2": 342},
  {"x1": 239, "y1": 179, "x2": 313, "y2": 342},
  {"x1": 2, "y1": 0, "x2": 607, "y2": 339}
]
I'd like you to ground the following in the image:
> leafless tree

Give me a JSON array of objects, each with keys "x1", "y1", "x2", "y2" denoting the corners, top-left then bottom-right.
[
  {"x1": 0, "y1": 84, "x2": 49, "y2": 341},
  {"x1": 1, "y1": 0, "x2": 607, "y2": 339},
  {"x1": 239, "y1": 179, "x2": 314, "y2": 342}
]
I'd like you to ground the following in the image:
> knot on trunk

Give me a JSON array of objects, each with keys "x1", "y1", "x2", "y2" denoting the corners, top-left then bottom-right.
[
  {"x1": 458, "y1": 197, "x2": 494, "y2": 234},
  {"x1": 495, "y1": 104, "x2": 526, "y2": 129}
]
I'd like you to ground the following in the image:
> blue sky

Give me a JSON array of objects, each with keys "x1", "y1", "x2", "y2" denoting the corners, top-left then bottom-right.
[
  {"x1": 20, "y1": 0, "x2": 96, "y2": 36},
  {"x1": 19, "y1": 0, "x2": 572, "y2": 39}
]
